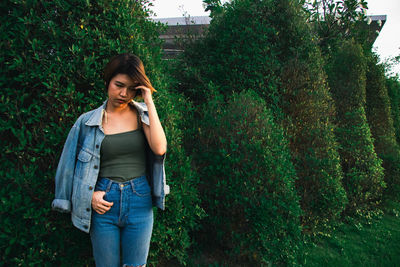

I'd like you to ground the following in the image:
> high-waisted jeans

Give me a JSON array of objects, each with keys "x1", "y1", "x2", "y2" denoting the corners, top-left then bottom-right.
[{"x1": 90, "y1": 175, "x2": 153, "y2": 267}]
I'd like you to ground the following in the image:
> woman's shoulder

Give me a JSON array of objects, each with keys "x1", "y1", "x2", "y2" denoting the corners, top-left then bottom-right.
[
  {"x1": 131, "y1": 100, "x2": 148, "y2": 112},
  {"x1": 79, "y1": 108, "x2": 98, "y2": 119},
  {"x1": 73, "y1": 104, "x2": 104, "y2": 128},
  {"x1": 130, "y1": 101, "x2": 150, "y2": 126}
]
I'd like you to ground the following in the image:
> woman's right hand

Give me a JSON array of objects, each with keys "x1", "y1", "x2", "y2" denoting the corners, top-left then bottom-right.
[{"x1": 91, "y1": 191, "x2": 114, "y2": 214}]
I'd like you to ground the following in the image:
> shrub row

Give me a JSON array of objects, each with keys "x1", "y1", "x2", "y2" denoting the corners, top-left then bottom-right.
[
  {"x1": 176, "y1": 0, "x2": 347, "y2": 230},
  {"x1": 0, "y1": 0, "x2": 203, "y2": 265},
  {"x1": 192, "y1": 89, "x2": 303, "y2": 264},
  {"x1": 2, "y1": 0, "x2": 400, "y2": 265},
  {"x1": 325, "y1": 39, "x2": 386, "y2": 213},
  {"x1": 365, "y1": 54, "x2": 400, "y2": 199}
]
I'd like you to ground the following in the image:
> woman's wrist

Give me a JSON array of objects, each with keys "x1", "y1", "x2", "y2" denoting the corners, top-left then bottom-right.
[{"x1": 144, "y1": 97, "x2": 154, "y2": 106}]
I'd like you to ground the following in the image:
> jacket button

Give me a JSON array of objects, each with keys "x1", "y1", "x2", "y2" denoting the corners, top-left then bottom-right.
[
  {"x1": 94, "y1": 165, "x2": 98, "y2": 169},
  {"x1": 86, "y1": 208, "x2": 90, "y2": 212},
  {"x1": 89, "y1": 186, "x2": 93, "y2": 190},
  {"x1": 96, "y1": 145, "x2": 99, "y2": 149}
]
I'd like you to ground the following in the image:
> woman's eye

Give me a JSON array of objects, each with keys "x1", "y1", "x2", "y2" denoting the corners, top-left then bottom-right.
[{"x1": 130, "y1": 84, "x2": 140, "y2": 90}]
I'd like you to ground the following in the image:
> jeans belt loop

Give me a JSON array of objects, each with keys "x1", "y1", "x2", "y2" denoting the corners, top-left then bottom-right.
[
  {"x1": 129, "y1": 179, "x2": 135, "y2": 193},
  {"x1": 106, "y1": 178, "x2": 113, "y2": 192}
]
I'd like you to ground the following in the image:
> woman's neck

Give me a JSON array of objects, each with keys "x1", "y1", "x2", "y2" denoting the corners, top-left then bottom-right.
[{"x1": 106, "y1": 100, "x2": 132, "y2": 114}]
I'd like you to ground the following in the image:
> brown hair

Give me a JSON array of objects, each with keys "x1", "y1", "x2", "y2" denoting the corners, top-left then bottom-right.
[{"x1": 103, "y1": 53, "x2": 156, "y2": 98}]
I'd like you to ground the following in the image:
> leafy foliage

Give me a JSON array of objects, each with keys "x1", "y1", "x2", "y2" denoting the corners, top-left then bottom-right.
[
  {"x1": 386, "y1": 77, "x2": 400, "y2": 146},
  {"x1": 305, "y1": 0, "x2": 371, "y2": 53},
  {"x1": 176, "y1": 0, "x2": 347, "y2": 229},
  {"x1": 276, "y1": 1, "x2": 347, "y2": 227},
  {"x1": 176, "y1": 0, "x2": 282, "y2": 111},
  {"x1": 326, "y1": 39, "x2": 385, "y2": 213},
  {"x1": 2, "y1": 0, "x2": 399, "y2": 264},
  {"x1": 365, "y1": 54, "x2": 400, "y2": 199},
  {"x1": 193, "y1": 89, "x2": 303, "y2": 265},
  {"x1": 0, "y1": 0, "x2": 203, "y2": 265}
]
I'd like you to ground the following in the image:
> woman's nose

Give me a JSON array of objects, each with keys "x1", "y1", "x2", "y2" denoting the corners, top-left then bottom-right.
[{"x1": 120, "y1": 87, "x2": 128, "y2": 96}]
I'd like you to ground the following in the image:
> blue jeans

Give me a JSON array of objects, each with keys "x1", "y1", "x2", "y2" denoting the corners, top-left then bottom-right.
[{"x1": 90, "y1": 176, "x2": 153, "y2": 267}]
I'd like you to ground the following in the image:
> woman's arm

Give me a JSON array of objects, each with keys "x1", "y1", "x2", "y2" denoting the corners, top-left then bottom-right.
[
  {"x1": 52, "y1": 122, "x2": 80, "y2": 213},
  {"x1": 139, "y1": 86, "x2": 167, "y2": 156}
]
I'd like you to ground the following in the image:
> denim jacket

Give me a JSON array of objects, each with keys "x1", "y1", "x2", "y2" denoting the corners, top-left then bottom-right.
[{"x1": 51, "y1": 99, "x2": 169, "y2": 233}]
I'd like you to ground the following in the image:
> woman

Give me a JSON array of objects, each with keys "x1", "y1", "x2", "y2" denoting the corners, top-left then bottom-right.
[{"x1": 52, "y1": 53, "x2": 168, "y2": 267}]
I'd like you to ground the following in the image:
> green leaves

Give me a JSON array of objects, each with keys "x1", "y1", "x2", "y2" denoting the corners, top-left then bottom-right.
[
  {"x1": 1, "y1": 0, "x2": 202, "y2": 265},
  {"x1": 327, "y1": 40, "x2": 386, "y2": 213},
  {"x1": 365, "y1": 54, "x2": 400, "y2": 199},
  {"x1": 191, "y1": 89, "x2": 303, "y2": 264},
  {"x1": 178, "y1": 0, "x2": 347, "y2": 232}
]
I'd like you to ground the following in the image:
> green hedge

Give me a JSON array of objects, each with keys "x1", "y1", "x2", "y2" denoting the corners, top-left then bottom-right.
[
  {"x1": 326, "y1": 39, "x2": 385, "y2": 213},
  {"x1": 365, "y1": 54, "x2": 400, "y2": 198},
  {"x1": 276, "y1": 2, "x2": 347, "y2": 227},
  {"x1": 176, "y1": 0, "x2": 347, "y2": 229},
  {"x1": 386, "y1": 77, "x2": 400, "y2": 146},
  {"x1": 176, "y1": 0, "x2": 281, "y2": 111},
  {"x1": 193, "y1": 89, "x2": 303, "y2": 265},
  {"x1": 0, "y1": 0, "x2": 203, "y2": 265}
]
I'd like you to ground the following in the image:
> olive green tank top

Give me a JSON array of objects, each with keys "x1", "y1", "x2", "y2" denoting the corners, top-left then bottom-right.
[{"x1": 99, "y1": 113, "x2": 146, "y2": 182}]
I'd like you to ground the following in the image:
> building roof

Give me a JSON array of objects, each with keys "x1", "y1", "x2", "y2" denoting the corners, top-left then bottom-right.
[
  {"x1": 153, "y1": 15, "x2": 387, "y2": 58},
  {"x1": 152, "y1": 16, "x2": 212, "y2": 26}
]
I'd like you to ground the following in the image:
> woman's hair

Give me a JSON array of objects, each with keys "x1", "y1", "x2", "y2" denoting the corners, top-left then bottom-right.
[{"x1": 103, "y1": 53, "x2": 156, "y2": 97}]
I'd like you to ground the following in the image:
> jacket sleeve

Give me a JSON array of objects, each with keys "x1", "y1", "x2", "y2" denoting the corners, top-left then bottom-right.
[{"x1": 51, "y1": 123, "x2": 80, "y2": 213}]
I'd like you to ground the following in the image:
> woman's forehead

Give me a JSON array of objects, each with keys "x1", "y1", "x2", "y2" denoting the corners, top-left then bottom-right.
[{"x1": 112, "y1": 73, "x2": 137, "y2": 84}]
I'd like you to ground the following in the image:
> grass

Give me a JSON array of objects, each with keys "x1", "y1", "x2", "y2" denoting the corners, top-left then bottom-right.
[
  {"x1": 186, "y1": 201, "x2": 400, "y2": 266},
  {"x1": 302, "y1": 200, "x2": 400, "y2": 266}
]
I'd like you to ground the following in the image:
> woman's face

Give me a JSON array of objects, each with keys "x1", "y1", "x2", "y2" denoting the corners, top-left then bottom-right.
[{"x1": 107, "y1": 73, "x2": 140, "y2": 106}]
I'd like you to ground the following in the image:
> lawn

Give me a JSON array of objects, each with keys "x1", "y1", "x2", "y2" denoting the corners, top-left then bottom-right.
[
  {"x1": 187, "y1": 201, "x2": 400, "y2": 266},
  {"x1": 303, "y1": 200, "x2": 400, "y2": 266}
]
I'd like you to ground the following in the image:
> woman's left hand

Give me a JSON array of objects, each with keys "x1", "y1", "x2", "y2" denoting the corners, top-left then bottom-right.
[{"x1": 136, "y1": 85, "x2": 167, "y2": 156}]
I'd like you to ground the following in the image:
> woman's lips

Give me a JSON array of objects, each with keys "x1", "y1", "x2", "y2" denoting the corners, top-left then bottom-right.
[{"x1": 116, "y1": 99, "x2": 126, "y2": 103}]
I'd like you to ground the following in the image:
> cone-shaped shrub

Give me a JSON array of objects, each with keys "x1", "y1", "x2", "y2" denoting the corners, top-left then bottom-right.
[
  {"x1": 326, "y1": 40, "x2": 385, "y2": 212},
  {"x1": 278, "y1": 23, "x2": 347, "y2": 228},
  {"x1": 0, "y1": 0, "x2": 203, "y2": 265},
  {"x1": 386, "y1": 77, "x2": 400, "y2": 145},
  {"x1": 365, "y1": 54, "x2": 400, "y2": 198},
  {"x1": 177, "y1": 0, "x2": 281, "y2": 111},
  {"x1": 193, "y1": 89, "x2": 302, "y2": 265},
  {"x1": 176, "y1": 0, "x2": 347, "y2": 228}
]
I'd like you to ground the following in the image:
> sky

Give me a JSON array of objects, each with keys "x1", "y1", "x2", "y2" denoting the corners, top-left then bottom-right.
[{"x1": 149, "y1": 0, "x2": 400, "y2": 76}]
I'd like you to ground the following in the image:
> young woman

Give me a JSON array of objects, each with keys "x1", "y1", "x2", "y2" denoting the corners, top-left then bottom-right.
[{"x1": 52, "y1": 53, "x2": 169, "y2": 267}]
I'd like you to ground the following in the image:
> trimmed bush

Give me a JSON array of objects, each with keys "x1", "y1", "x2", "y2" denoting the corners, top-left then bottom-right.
[
  {"x1": 0, "y1": 0, "x2": 203, "y2": 265},
  {"x1": 193, "y1": 89, "x2": 302, "y2": 265},
  {"x1": 176, "y1": 0, "x2": 281, "y2": 111},
  {"x1": 365, "y1": 54, "x2": 400, "y2": 198},
  {"x1": 326, "y1": 39, "x2": 385, "y2": 212},
  {"x1": 147, "y1": 88, "x2": 206, "y2": 265},
  {"x1": 176, "y1": 0, "x2": 347, "y2": 228},
  {"x1": 386, "y1": 76, "x2": 400, "y2": 145},
  {"x1": 277, "y1": 8, "x2": 347, "y2": 227}
]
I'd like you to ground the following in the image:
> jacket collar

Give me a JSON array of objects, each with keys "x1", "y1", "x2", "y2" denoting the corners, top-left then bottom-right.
[{"x1": 85, "y1": 99, "x2": 147, "y2": 126}]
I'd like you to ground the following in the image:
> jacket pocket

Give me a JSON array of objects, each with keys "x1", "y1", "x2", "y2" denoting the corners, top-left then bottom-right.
[
  {"x1": 78, "y1": 149, "x2": 92, "y2": 162},
  {"x1": 75, "y1": 149, "x2": 93, "y2": 179}
]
